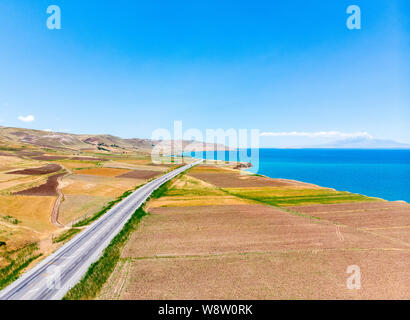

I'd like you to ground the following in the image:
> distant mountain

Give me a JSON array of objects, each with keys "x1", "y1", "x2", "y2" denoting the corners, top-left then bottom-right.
[
  {"x1": 313, "y1": 137, "x2": 410, "y2": 149},
  {"x1": 0, "y1": 126, "x2": 229, "y2": 154}
]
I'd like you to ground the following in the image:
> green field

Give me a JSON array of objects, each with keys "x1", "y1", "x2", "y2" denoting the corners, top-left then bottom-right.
[{"x1": 223, "y1": 187, "x2": 381, "y2": 207}]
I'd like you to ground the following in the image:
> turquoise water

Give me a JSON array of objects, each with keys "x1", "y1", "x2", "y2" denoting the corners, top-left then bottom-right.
[{"x1": 186, "y1": 149, "x2": 410, "y2": 202}]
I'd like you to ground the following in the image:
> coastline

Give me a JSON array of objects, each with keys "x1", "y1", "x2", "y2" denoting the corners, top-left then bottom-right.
[
  {"x1": 184, "y1": 148, "x2": 410, "y2": 204},
  {"x1": 185, "y1": 155, "x2": 407, "y2": 205}
]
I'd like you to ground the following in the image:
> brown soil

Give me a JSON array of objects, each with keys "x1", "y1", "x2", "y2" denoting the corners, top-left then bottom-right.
[
  {"x1": 121, "y1": 205, "x2": 404, "y2": 259},
  {"x1": 101, "y1": 250, "x2": 410, "y2": 300},
  {"x1": 116, "y1": 170, "x2": 160, "y2": 180},
  {"x1": 189, "y1": 167, "x2": 319, "y2": 188},
  {"x1": 101, "y1": 202, "x2": 409, "y2": 300},
  {"x1": 300, "y1": 209, "x2": 410, "y2": 229},
  {"x1": 98, "y1": 166, "x2": 409, "y2": 300},
  {"x1": 14, "y1": 173, "x2": 65, "y2": 196},
  {"x1": 6, "y1": 164, "x2": 62, "y2": 175},
  {"x1": 32, "y1": 155, "x2": 69, "y2": 161},
  {"x1": 370, "y1": 227, "x2": 410, "y2": 244},
  {"x1": 289, "y1": 202, "x2": 410, "y2": 229},
  {"x1": 71, "y1": 157, "x2": 108, "y2": 161},
  {"x1": 76, "y1": 167, "x2": 130, "y2": 177},
  {"x1": 288, "y1": 201, "x2": 409, "y2": 214},
  {"x1": 16, "y1": 151, "x2": 44, "y2": 157}
]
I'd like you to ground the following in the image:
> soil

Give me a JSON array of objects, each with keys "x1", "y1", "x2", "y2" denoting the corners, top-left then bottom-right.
[
  {"x1": 116, "y1": 170, "x2": 160, "y2": 180},
  {"x1": 121, "y1": 205, "x2": 404, "y2": 259},
  {"x1": 14, "y1": 173, "x2": 65, "y2": 196},
  {"x1": 32, "y1": 155, "x2": 69, "y2": 161},
  {"x1": 71, "y1": 157, "x2": 108, "y2": 161},
  {"x1": 101, "y1": 250, "x2": 410, "y2": 300},
  {"x1": 7, "y1": 164, "x2": 62, "y2": 175}
]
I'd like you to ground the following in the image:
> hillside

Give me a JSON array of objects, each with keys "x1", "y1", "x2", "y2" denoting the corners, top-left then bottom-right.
[{"x1": 0, "y1": 126, "x2": 228, "y2": 155}]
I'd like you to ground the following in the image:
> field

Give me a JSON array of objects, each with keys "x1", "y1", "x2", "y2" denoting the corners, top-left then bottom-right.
[
  {"x1": 58, "y1": 195, "x2": 114, "y2": 226},
  {"x1": 74, "y1": 167, "x2": 130, "y2": 177},
  {"x1": 1, "y1": 126, "x2": 409, "y2": 299},
  {"x1": 100, "y1": 250, "x2": 409, "y2": 300},
  {"x1": 289, "y1": 202, "x2": 410, "y2": 244},
  {"x1": 6, "y1": 164, "x2": 62, "y2": 175},
  {"x1": 0, "y1": 135, "x2": 170, "y2": 288},
  {"x1": 15, "y1": 173, "x2": 65, "y2": 196},
  {"x1": 224, "y1": 187, "x2": 381, "y2": 206},
  {"x1": 0, "y1": 195, "x2": 57, "y2": 233},
  {"x1": 99, "y1": 165, "x2": 410, "y2": 300},
  {"x1": 189, "y1": 166, "x2": 318, "y2": 188}
]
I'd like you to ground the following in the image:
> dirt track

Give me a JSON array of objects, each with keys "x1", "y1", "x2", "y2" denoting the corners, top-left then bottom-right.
[{"x1": 51, "y1": 170, "x2": 71, "y2": 228}]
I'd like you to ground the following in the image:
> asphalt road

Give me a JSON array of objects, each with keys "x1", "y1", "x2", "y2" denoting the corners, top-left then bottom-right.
[{"x1": 0, "y1": 160, "x2": 202, "y2": 300}]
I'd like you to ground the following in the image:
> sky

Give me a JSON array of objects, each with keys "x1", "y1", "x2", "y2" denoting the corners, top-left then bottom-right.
[{"x1": 0, "y1": 0, "x2": 409, "y2": 147}]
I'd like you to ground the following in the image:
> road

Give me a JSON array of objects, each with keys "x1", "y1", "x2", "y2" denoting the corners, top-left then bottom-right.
[{"x1": 0, "y1": 160, "x2": 202, "y2": 300}]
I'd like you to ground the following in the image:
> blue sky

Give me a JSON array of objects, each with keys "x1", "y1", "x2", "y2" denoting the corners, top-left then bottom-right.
[{"x1": 0, "y1": 0, "x2": 408, "y2": 147}]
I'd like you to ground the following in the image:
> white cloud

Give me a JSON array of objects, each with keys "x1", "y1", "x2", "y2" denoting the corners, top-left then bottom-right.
[
  {"x1": 18, "y1": 115, "x2": 35, "y2": 123},
  {"x1": 44, "y1": 129, "x2": 52, "y2": 132},
  {"x1": 260, "y1": 131, "x2": 373, "y2": 139}
]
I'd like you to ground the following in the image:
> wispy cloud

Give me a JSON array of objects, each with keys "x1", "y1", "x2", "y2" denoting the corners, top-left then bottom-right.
[
  {"x1": 18, "y1": 115, "x2": 35, "y2": 123},
  {"x1": 260, "y1": 131, "x2": 373, "y2": 139}
]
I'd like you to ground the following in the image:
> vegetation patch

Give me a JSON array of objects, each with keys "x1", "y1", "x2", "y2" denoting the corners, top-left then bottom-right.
[
  {"x1": 73, "y1": 190, "x2": 134, "y2": 227},
  {"x1": 116, "y1": 169, "x2": 160, "y2": 180},
  {"x1": 224, "y1": 188, "x2": 381, "y2": 207},
  {"x1": 63, "y1": 208, "x2": 147, "y2": 300},
  {"x1": 147, "y1": 174, "x2": 250, "y2": 208},
  {"x1": 0, "y1": 215, "x2": 20, "y2": 225},
  {"x1": 52, "y1": 228, "x2": 81, "y2": 243},
  {"x1": 0, "y1": 243, "x2": 41, "y2": 290}
]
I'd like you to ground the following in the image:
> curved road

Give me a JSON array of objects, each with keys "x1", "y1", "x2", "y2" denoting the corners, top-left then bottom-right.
[{"x1": 0, "y1": 160, "x2": 202, "y2": 300}]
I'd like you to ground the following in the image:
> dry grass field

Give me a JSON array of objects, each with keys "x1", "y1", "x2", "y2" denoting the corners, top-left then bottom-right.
[
  {"x1": 59, "y1": 194, "x2": 114, "y2": 225},
  {"x1": 74, "y1": 167, "x2": 131, "y2": 177},
  {"x1": 99, "y1": 250, "x2": 409, "y2": 300},
  {"x1": 99, "y1": 165, "x2": 410, "y2": 300},
  {"x1": 289, "y1": 202, "x2": 410, "y2": 245},
  {"x1": 146, "y1": 174, "x2": 251, "y2": 209},
  {"x1": 0, "y1": 195, "x2": 57, "y2": 233},
  {"x1": 0, "y1": 146, "x2": 162, "y2": 288},
  {"x1": 1, "y1": 126, "x2": 408, "y2": 299}
]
